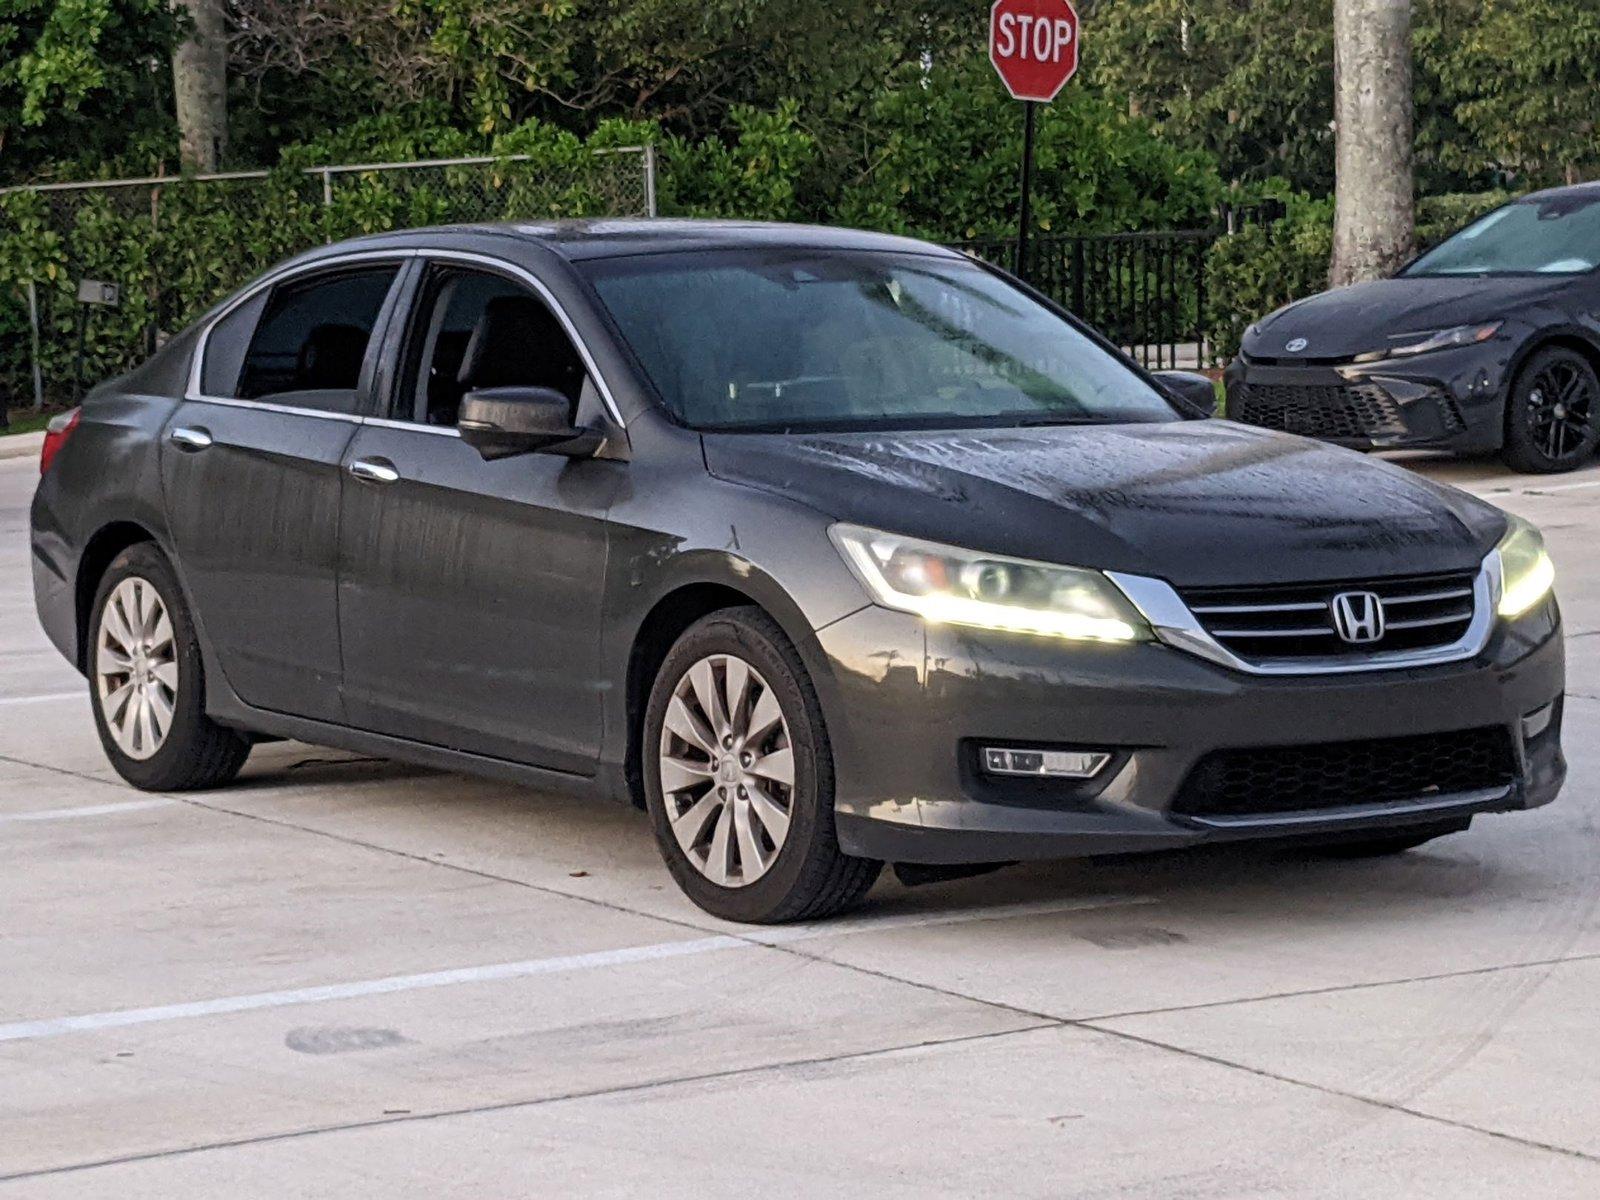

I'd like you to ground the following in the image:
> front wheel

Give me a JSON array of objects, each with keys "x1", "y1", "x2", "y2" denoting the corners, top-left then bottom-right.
[
  {"x1": 642, "y1": 607, "x2": 881, "y2": 923},
  {"x1": 1502, "y1": 347, "x2": 1600, "y2": 473},
  {"x1": 87, "y1": 543, "x2": 251, "y2": 791}
]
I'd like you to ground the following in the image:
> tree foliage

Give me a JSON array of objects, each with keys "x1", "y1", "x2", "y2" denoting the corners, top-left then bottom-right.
[{"x1": 0, "y1": 0, "x2": 176, "y2": 178}]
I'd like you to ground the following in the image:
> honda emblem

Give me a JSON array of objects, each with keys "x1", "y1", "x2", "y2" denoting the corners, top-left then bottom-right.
[{"x1": 1330, "y1": 591, "x2": 1385, "y2": 644}]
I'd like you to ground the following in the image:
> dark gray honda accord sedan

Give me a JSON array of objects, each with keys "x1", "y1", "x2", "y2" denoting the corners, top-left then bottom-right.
[{"x1": 31, "y1": 220, "x2": 1566, "y2": 922}]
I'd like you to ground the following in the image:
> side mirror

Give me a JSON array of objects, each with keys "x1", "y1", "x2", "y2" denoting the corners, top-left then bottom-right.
[
  {"x1": 1151, "y1": 370, "x2": 1218, "y2": 418},
  {"x1": 458, "y1": 386, "x2": 603, "y2": 460}
]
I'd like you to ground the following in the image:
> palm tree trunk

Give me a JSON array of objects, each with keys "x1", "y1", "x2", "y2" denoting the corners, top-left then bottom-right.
[
  {"x1": 1330, "y1": 0, "x2": 1414, "y2": 286},
  {"x1": 172, "y1": 0, "x2": 228, "y2": 172}
]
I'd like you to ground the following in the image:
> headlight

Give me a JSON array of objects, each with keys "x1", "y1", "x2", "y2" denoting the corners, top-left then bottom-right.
[
  {"x1": 828, "y1": 524, "x2": 1151, "y2": 642},
  {"x1": 1386, "y1": 321, "x2": 1503, "y2": 359},
  {"x1": 1496, "y1": 514, "x2": 1555, "y2": 618}
]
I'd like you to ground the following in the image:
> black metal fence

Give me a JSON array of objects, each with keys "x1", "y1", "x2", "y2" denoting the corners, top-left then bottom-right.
[{"x1": 955, "y1": 230, "x2": 1218, "y2": 370}]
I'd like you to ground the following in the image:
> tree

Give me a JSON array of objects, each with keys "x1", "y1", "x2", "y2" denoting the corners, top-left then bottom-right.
[
  {"x1": 1088, "y1": 0, "x2": 1336, "y2": 193},
  {"x1": 1330, "y1": 0, "x2": 1413, "y2": 286},
  {"x1": 172, "y1": 0, "x2": 227, "y2": 170},
  {"x1": 1439, "y1": 0, "x2": 1600, "y2": 186},
  {"x1": 0, "y1": 0, "x2": 177, "y2": 182}
]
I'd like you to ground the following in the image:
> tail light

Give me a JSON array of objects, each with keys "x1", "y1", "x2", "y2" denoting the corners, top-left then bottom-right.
[{"x1": 39, "y1": 409, "x2": 81, "y2": 475}]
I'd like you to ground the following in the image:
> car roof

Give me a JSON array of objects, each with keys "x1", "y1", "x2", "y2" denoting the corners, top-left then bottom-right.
[
  {"x1": 1516, "y1": 181, "x2": 1600, "y2": 205},
  {"x1": 297, "y1": 218, "x2": 963, "y2": 264}
]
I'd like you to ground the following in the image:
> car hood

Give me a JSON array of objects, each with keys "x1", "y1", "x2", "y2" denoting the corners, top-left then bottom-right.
[
  {"x1": 1246, "y1": 274, "x2": 1575, "y2": 359},
  {"x1": 703, "y1": 421, "x2": 1505, "y2": 588}
]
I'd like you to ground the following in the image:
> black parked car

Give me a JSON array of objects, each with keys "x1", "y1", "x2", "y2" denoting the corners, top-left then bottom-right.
[
  {"x1": 32, "y1": 220, "x2": 1565, "y2": 923},
  {"x1": 1227, "y1": 183, "x2": 1600, "y2": 472}
]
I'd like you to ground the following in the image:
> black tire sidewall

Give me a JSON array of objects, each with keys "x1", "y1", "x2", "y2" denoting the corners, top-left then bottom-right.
[
  {"x1": 1504, "y1": 348, "x2": 1600, "y2": 473},
  {"x1": 87, "y1": 543, "x2": 233, "y2": 790},
  {"x1": 642, "y1": 609, "x2": 843, "y2": 923}
]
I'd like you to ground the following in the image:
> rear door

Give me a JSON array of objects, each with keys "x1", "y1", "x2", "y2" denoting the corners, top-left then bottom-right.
[
  {"x1": 160, "y1": 259, "x2": 407, "y2": 722},
  {"x1": 336, "y1": 259, "x2": 620, "y2": 774}
]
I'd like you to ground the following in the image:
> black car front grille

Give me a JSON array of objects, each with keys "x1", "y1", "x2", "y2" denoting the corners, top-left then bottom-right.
[
  {"x1": 1173, "y1": 727, "x2": 1518, "y2": 818},
  {"x1": 1232, "y1": 381, "x2": 1406, "y2": 440},
  {"x1": 1180, "y1": 570, "x2": 1478, "y2": 664}
]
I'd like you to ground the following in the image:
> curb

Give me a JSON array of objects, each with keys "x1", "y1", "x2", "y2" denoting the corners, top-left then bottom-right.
[{"x1": 0, "y1": 431, "x2": 46, "y2": 463}]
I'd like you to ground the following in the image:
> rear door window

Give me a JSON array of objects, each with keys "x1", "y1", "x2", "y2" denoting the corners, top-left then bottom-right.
[{"x1": 230, "y1": 266, "x2": 400, "y2": 412}]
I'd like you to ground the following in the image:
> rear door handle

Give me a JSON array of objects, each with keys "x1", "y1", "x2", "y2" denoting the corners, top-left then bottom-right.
[
  {"x1": 349, "y1": 457, "x2": 400, "y2": 484},
  {"x1": 169, "y1": 426, "x2": 212, "y2": 452}
]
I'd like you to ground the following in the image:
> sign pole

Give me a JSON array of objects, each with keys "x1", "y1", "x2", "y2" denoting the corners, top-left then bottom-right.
[
  {"x1": 989, "y1": 0, "x2": 1079, "y2": 278},
  {"x1": 1016, "y1": 100, "x2": 1037, "y2": 276}
]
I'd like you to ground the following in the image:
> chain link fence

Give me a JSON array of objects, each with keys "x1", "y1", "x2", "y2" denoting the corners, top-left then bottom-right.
[{"x1": 0, "y1": 146, "x2": 655, "y2": 410}]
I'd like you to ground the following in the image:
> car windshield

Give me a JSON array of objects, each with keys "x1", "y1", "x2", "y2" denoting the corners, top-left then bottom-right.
[
  {"x1": 579, "y1": 248, "x2": 1179, "y2": 432},
  {"x1": 1404, "y1": 194, "x2": 1600, "y2": 277}
]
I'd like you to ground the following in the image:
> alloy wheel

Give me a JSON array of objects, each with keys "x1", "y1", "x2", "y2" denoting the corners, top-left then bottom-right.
[
  {"x1": 658, "y1": 654, "x2": 795, "y2": 887},
  {"x1": 95, "y1": 577, "x2": 178, "y2": 761},
  {"x1": 1526, "y1": 359, "x2": 1596, "y2": 463}
]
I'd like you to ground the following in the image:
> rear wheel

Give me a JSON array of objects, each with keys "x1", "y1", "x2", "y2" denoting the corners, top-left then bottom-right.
[
  {"x1": 88, "y1": 543, "x2": 251, "y2": 791},
  {"x1": 1502, "y1": 347, "x2": 1600, "y2": 473},
  {"x1": 643, "y1": 607, "x2": 881, "y2": 923}
]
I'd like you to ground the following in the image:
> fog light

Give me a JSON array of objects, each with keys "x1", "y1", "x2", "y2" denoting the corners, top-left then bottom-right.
[
  {"x1": 982, "y1": 747, "x2": 1110, "y2": 779},
  {"x1": 1521, "y1": 702, "x2": 1555, "y2": 740}
]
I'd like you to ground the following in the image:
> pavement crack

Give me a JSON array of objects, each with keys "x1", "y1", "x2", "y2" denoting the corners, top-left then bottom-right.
[
  {"x1": 0, "y1": 1022, "x2": 1061, "y2": 1184},
  {"x1": 1071, "y1": 1020, "x2": 1600, "y2": 1168},
  {"x1": 0, "y1": 752, "x2": 123, "y2": 790},
  {"x1": 1074, "y1": 950, "x2": 1600, "y2": 1025}
]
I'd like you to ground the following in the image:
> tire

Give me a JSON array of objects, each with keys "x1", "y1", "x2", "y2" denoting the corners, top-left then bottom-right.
[
  {"x1": 87, "y1": 542, "x2": 251, "y2": 791},
  {"x1": 642, "y1": 606, "x2": 881, "y2": 923},
  {"x1": 1502, "y1": 346, "x2": 1600, "y2": 473},
  {"x1": 1307, "y1": 819, "x2": 1469, "y2": 859}
]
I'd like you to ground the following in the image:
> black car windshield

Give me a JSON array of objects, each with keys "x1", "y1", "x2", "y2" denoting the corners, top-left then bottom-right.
[
  {"x1": 580, "y1": 248, "x2": 1180, "y2": 431},
  {"x1": 1405, "y1": 193, "x2": 1600, "y2": 277}
]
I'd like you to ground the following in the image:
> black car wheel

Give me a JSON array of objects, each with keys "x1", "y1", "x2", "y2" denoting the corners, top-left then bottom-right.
[
  {"x1": 88, "y1": 543, "x2": 252, "y2": 791},
  {"x1": 1503, "y1": 347, "x2": 1600, "y2": 473},
  {"x1": 643, "y1": 606, "x2": 881, "y2": 924}
]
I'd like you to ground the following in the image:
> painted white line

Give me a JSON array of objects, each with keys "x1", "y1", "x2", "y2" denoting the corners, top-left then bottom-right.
[
  {"x1": 0, "y1": 894, "x2": 1152, "y2": 1045},
  {"x1": 0, "y1": 799, "x2": 175, "y2": 824},
  {"x1": 0, "y1": 691, "x2": 84, "y2": 707}
]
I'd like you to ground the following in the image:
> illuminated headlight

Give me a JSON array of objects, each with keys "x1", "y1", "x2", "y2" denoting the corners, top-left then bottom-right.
[
  {"x1": 828, "y1": 524, "x2": 1151, "y2": 642},
  {"x1": 1496, "y1": 514, "x2": 1555, "y2": 618}
]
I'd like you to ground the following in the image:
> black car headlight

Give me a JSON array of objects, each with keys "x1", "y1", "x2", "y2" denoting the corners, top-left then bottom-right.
[
  {"x1": 829, "y1": 524, "x2": 1152, "y2": 643},
  {"x1": 1354, "y1": 321, "x2": 1504, "y2": 363},
  {"x1": 1496, "y1": 514, "x2": 1555, "y2": 618}
]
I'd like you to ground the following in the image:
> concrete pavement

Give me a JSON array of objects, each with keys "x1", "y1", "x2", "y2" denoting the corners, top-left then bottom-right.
[{"x1": 2, "y1": 448, "x2": 1599, "y2": 1196}]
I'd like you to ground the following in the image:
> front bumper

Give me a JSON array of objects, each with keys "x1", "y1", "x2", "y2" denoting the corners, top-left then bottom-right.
[
  {"x1": 808, "y1": 600, "x2": 1564, "y2": 864},
  {"x1": 1224, "y1": 340, "x2": 1515, "y2": 453}
]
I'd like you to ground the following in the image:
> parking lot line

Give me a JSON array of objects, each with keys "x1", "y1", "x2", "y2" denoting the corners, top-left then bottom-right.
[
  {"x1": 0, "y1": 799, "x2": 175, "y2": 824},
  {"x1": 0, "y1": 691, "x2": 84, "y2": 707},
  {"x1": 0, "y1": 894, "x2": 1151, "y2": 1046}
]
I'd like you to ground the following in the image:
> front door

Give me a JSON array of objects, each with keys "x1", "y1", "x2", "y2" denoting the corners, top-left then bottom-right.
[
  {"x1": 336, "y1": 263, "x2": 619, "y2": 773},
  {"x1": 160, "y1": 262, "x2": 403, "y2": 722}
]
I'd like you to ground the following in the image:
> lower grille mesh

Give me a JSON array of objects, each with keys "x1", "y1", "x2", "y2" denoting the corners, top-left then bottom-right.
[
  {"x1": 1232, "y1": 381, "x2": 1405, "y2": 439},
  {"x1": 1174, "y1": 727, "x2": 1517, "y2": 818}
]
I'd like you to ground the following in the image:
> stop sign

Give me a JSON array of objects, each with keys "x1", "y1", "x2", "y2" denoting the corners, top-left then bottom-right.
[{"x1": 989, "y1": 0, "x2": 1080, "y2": 103}]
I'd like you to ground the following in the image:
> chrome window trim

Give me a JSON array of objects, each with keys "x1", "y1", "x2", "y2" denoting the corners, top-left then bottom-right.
[
  {"x1": 179, "y1": 394, "x2": 363, "y2": 424},
  {"x1": 361, "y1": 416, "x2": 461, "y2": 438},
  {"x1": 1107, "y1": 552, "x2": 1502, "y2": 676},
  {"x1": 183, "y1": 245, "x2": 627, "y2": 430}
]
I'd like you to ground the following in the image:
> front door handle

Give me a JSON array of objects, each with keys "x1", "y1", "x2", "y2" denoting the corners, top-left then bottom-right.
[
  {"x1": 349, "y1": 457, "x2": 400, "y2": 484},
  {"x1": 169, "y1": 426, "x2": 213, "y2": 452}
]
